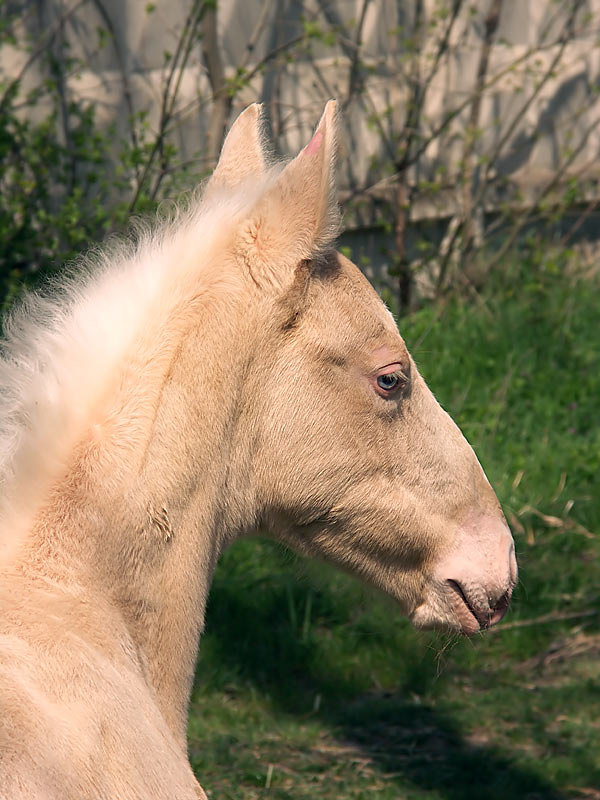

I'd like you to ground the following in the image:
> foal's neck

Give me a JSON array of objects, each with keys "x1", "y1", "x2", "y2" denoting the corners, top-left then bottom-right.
[{"x1": 19, "y1": 284, "x2": 262, "y2": 748}]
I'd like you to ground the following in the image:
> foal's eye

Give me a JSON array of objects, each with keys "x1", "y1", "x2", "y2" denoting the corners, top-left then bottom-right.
[
  {"x1": 377, "y1": 373, "x2": 401, "y2": 391},
  {"x1": 374, "y1": 367, "x2": 407, "y2": 397}
]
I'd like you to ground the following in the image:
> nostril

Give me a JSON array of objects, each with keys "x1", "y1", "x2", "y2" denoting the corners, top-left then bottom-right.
[{"x1": 488, "y1": 589, "x2": 511, "y2": 627}]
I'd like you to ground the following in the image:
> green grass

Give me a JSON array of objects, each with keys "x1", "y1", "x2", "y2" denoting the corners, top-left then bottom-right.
[{"x1": 189, "y1": 253, "x2": 600, "y2": 799}]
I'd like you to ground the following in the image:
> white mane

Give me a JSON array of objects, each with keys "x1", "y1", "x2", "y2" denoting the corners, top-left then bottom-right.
[{"x1": 0, "y1": 172, "x2": 277, "y2": 545}]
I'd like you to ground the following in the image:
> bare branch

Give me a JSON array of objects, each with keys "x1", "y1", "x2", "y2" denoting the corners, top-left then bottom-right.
[
  {"x1": 341, "y1": 0, "x2": 372, "y2": 112},
  {"x1": 202, "y1": 1, "x2": 230, "y2": 167},
  {"x1": 89, "y1": 0, "x2": 140, "y2": 171},
  {"x1": 461, "y1": 0, "x2": 504, "y2": 254},
  {"x1": 489, "y1": 608, "x2": 598, "y2": 633},
  {"x1": 159, "y1": 32, "x2": 306, "y2": 142},
  {"x1": 485, "y1": 108, "x2": 600, "y2": 272},
  {"x1": 463, "y1": 0, "x2": 588, "y2": 248},
  {"x1": 419, "y1": 0, "x2": 464, "y2": 111},
  {"x1": 240, "y1": 0, "x2": 272, "y2": 70},
  {"x1": 128, "y1": 0, "x2": 206, "y2": 211},
  {"x1": 0, "y1": 0, "x2": 88, "y2": 112}
]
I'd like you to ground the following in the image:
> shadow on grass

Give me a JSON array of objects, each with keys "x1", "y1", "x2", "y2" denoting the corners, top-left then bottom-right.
[
  {"x1": 337, "y1": 695, "x2": 567, "y2": 800},
  {"x1": 195, "y1": 547, "x2": 570, "y2": 800}
]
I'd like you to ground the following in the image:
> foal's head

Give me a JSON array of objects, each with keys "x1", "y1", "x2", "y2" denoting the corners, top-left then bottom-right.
[{"x1": 209, "y1": 102, "x2": 516, "y2": 634}]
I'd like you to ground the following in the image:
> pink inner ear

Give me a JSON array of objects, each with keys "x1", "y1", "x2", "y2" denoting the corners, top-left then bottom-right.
[{"x1": 305, "y1": 129, "x2": 323, "y2": 155}]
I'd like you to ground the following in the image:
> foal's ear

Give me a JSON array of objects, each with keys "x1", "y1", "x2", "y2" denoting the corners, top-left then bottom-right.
[
  {"x1": 206, "y1": 104, "x2": 267, "y2": 194},
  {"x1": 238, "y1": 100, "x2": 341, "y2": 291}
]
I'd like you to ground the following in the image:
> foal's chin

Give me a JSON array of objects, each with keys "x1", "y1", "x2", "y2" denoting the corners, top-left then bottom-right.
[{"x1": 410, "y1": 604, "x2": 483, "y2": 636}]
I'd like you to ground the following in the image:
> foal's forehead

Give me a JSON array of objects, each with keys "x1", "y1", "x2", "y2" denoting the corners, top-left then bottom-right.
[{"x1": 320, "y1": 252, "x2": 400, "y2": 337}]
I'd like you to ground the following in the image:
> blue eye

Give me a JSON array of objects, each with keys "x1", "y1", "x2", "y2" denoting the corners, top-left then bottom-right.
[{"x1": 377, "y1": 372, "x2": 402, "y2": 391}]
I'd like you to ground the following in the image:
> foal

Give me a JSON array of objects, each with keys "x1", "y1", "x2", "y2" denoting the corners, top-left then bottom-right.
[{"x1": 0, "y1": 102, "x2": 516, "y2": 798}]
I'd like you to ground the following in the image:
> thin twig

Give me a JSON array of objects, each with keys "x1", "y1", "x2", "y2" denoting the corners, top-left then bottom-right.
[
  {"x1": 240, "y1": 0, "x2": 272, "y2": 70},
  {"x1": 462, "y1": 0, "x2": 586, "y2": 259},
  {"x1": 89, "y1": 0, "x2": 140, "y2": 171},
  {"x1": 341, "y1": 0, "x2": 372, "y2": 112},
  {"x1": 481, "y1": 4, "x2": 580, "y2": 187},
  {"x1": 461, "y1": 0, "x2": 503, "y2": 249},
  {"x1": 485, "y1": 108, "x2": 600, "y2": 273},
  {"x1": 162, "y1": 33, "x2": 306, "y2": 140},
  {"x1": 489, "y1": 608, "x2": 599, "y2": 633},
  {"x1": 418, "y1": 0, "x2": 464, "y2": 116},
  {"x1": 559, "y1": 195, "x2": 600, "y2": 247},
  {"x1": 128, "y1": 0, "x2": 206, "y2": 211},
  {"x1": 341, "y1": 26, "x2": 586, "y2": 210},
  {"x1": 0, "y1": 0, "x2": 88, "y2": 112}
]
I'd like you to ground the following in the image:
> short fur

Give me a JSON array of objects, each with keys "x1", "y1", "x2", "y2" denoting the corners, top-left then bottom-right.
[{"x1": 0, "y1": 102, "x2": 516, "y2": 798}]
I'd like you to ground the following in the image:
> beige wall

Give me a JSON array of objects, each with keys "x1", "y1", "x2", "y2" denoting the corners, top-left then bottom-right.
[{"x1": 8, "y1": 0, "x2": 600, "y2": 225}]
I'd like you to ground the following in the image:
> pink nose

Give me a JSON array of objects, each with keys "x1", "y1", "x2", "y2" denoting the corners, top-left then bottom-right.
[{"x1": 437, "y1": 517, "x2": 517, "y2": 633}]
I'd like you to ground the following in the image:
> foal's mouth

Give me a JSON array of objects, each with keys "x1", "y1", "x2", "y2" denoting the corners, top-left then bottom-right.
[
  {"x1": 446, "y1": 579, "x2": 512, "y2": 635},
  {"x1": 410, "y1": 578, "x2": 513, "y2": 635}
]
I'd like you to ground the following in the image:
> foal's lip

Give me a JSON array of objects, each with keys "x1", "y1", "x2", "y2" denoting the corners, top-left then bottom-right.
[{"x1": 447, "y1": 579, "x2": 511, "y2": 635}]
